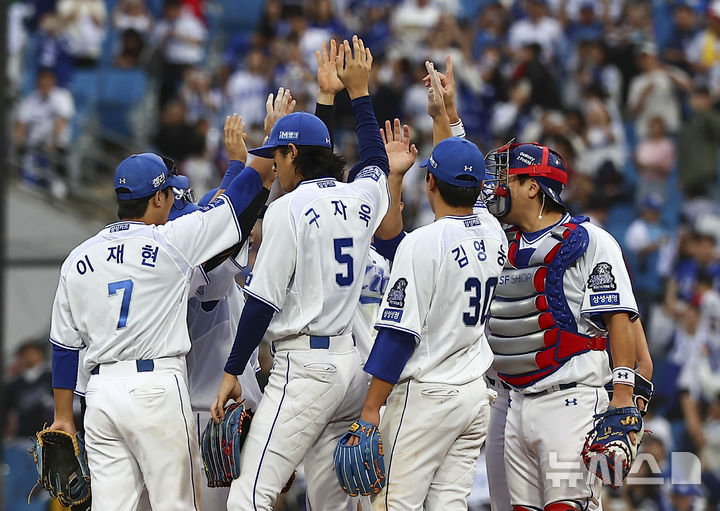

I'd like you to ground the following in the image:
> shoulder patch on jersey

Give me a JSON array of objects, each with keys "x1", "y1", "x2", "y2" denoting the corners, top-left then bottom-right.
[
  {"x1": 590, "y1": 292, "x2": 619, "y2": 306},
  {"x1": 355, "y1": 166, "x2": 383, "y2": 182},
  {"x1": 587, "y1": 262, "x2": 617, "y2": 292},
  {"x1": 387, "y1": 278, "x2": 408, "y2": 308}
]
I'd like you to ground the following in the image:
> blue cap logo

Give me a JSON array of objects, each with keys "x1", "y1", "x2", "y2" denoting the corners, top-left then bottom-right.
[
  {"x1": 114, "y1": 153, "x2": 189, "y2": 200},
  {"x1": 249, "y1": 112, "x2": 331, "y2": 158},
  {"x1": 420, "y1": 137, "x2": 485, "y2": 188}
]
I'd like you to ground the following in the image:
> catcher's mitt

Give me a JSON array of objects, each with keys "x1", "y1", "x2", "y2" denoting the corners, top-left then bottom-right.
[
  {"x1": 581, "y1": 406, "x2": 643, "y2": 488},
  {"x1": 29, "y1": 428, "x2": 91, "y2": 510},
  {"x1": 201, "y1": 401, "x2": 253, "y2": 487},
  {"x1": 333, "y1": 419, "x2": 385, "y2": 497}
]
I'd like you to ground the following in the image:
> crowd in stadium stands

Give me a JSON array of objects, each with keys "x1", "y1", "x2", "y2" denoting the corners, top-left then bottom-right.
[{"x1": 5, "y1": 0, "x2": 720, "y2": 509}]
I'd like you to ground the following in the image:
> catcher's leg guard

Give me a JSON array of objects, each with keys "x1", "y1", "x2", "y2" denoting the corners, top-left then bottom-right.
[
  {"x1": 512, "y1": 506, "x2": 543, "y2": 511},
  {"x1": 544, "y1": 500, "x2": 586, "y2": 511}
]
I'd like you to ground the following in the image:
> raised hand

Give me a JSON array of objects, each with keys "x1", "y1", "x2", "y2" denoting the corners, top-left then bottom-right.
[
  {"x1": 264, "y1": 87, "x2": 297, "y2": 136},
  {"x1": 316, "y1": 39, "x2": 344, "y2": 104},
  {"x1": 380, "y1": 118, "x2": 418, "y2": 176},
  {"x1": 335, "y1": 35, "x2": 373, "y2": 100},
  {"x1": 224, "y1": 113, "x2": 247, "y2": 163},
  {"x1": 425, "y1": 61, "x2": 447, "y2": 120},
  {"x1": 423, "y1": 55, "x2": 458, "y2": 122}
]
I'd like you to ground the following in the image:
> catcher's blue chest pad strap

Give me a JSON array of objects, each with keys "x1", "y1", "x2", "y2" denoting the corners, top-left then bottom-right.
[
  {"x1": 545, "y1": 216, "x2": 589, "y2": 331},
  {"x1": 364, "y1": 327, "x2": 415, "y2": 384},
  {"x1": 224, "y1": 296, "x2": 275, "y2": 375},
  {"x1": 52, "y1": 344, "x2": 79, "y2": 390}
]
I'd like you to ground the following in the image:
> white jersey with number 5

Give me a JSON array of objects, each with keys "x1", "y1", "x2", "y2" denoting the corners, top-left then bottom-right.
[
  {"x1": 50, "y1": 197, "x2": 242, "y2": 369},
  {"x1": 245, "y1": 169, "x2": 390, "y2": 340},
  {"x1": 374, "y1": 214, "x2": 506, "y2": 385}
]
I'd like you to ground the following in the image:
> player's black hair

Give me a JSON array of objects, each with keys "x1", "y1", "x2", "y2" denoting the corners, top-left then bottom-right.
[
  {"x1": 425, "y1": 171, "x2": 481, "y2": 208},
  {"x1": 116, "y1": 187, "x2": 170, "y2": 219},
  {"x1": 696, "y1": 272, "x2": 715, "y2": 289},
  {"x1": 276, "y1": 145, "x2": 346, "y2": 182},
  {"x1": 515, "y1": 174, "x2": 566, "y2": 214}
]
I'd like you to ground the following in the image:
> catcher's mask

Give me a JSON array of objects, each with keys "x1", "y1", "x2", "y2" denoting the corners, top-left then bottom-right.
[{"x1": 483, "y1": 141, "x2": 568, "y2": 218}]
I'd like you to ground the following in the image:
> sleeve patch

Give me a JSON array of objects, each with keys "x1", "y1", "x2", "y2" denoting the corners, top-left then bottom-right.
[
  {"x1": 355, "y1": 166, "x2": 383, "y2": 182},
  {"x1": 381, "y1": 308, "x2": 403, "y2": 322},
  {"x1": 387, "y1": 278, "x2": 408, "y2": 308},
  {"x1": 587, "y1": 262, "x2": 617, "y2": 291},
  {"x1": 590, "y1": 293, "x2": 620, "y2": 306}
]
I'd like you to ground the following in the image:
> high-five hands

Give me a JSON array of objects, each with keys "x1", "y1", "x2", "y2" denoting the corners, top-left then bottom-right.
[
  {"x1": 425, "y1": 60, "x2": 447, "y2": 120},
  {"x1": 423, "y1": 55, "x2": 458, "y2": 122},
  {"x1": 316, "y1": 39, "x2": 344, "y2": 104},
  {"x1": 381, "y1": 118, "x2": 418, "y2": 176},
  {"x1": 264, "y1": 87, "x2": 297, "y2": 137},
  {"x1": 335, "y1": 35, "x2": 373, "y2": 100},
  {"x1": 224, "y1": 114, "x2": 247, "y2": 163}
]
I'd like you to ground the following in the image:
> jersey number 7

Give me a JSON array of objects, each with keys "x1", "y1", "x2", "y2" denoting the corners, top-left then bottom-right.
[
  {"x1": 108, "y1": 279, "x2": 134, "y2": 329},
  {"x1": 463, "y1": 277, "x2": 497, "y2": 327}
]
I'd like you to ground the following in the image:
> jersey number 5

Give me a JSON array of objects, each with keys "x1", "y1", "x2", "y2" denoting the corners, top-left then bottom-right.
[
  {"x1": 108, "y1": 279, "x2": 134, "y2": 329},
  {"x1": 334, "y1": 237, "x2": 354, "y2": 287},
  {"x1": 463, "y1": 277, "x2": 498, "y2": 327}
]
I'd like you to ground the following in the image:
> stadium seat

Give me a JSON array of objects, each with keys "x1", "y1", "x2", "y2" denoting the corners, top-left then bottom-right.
[
  {"x1": 97, "y1": 69, "x2": 148, "y2": 138},
  {"x1": 219, "y1": 0, "x2": 264, "y2": 32},
  {"x1": 70, "y1": 70, "x2": 101, "y2": 116}
]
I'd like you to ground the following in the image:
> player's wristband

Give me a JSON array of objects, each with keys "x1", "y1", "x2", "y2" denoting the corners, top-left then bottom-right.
[
  {"x1": 612, "y1": 366, "x2": 635, "y2": 387},
  {"x1": 450, "y1": 118, "x2": 466, "y2": 138}
]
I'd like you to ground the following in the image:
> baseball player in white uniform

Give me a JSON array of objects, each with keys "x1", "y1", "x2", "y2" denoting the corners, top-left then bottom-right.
[
  {"x1": 347, "y1": 136, "x2": 504, "y2": 510},
  {"x1": 482, "y1": 141, "x2": 641, "y2": 511},
  {"x1": 211, "y1": 36, "x2": 391, "y2": 511},
  {"x1": 48, "y1": 149, "x2": 273, "y2": 511}
]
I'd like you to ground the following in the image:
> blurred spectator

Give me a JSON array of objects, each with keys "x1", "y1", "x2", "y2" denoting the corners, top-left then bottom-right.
[
  {"x1": 578, "y1": 93, "x2": 626, "y2": 178},
  {"x1": 35, "y1": 13, "x2": 74, "y2": 87},
  {"x1": 226, "y1": 47, "x2": 270, "y2": 129},
  {"x1": 696, "y1": 272, "x2": 720, "y2": 348},
  {"x1": 392, "y1": 0, "x2": 441, "y2": 47},
  {"x1": 686, "y1": 0, "x2": 720, "y2": 99},
  {"x1": 114, "y1": 27, "x2": 145, "y2": 68},
  {"x1": 507, "y1": 0, "x2": 564, "y2": 63},
  {"x1": 491, "y1": 79, "x2": 533, "y2": 141},
  {"x1": 623, "y1": 436, "x2": 672, "y2": 511},
  {"x1": 57, "y1": 0, "x2": 108, "y2": 68},
  {"x1": 180, "y1": 67, "x2": 220, "y2": 124},
  {"x1": 513, "y1": 42, "x2": 562, "y2": 109},
  {"x1": 663, "y1": 4, "x2": 698, "y2": 72},
  {"x1": 564, "y1": 1, "x2": 604, "y2": 46},
  {"x1": 627, "y1": 42, "x2": 690, "y2": 138},
  {"x1": 625, "y1": 195, "x2": 670, "y2": 317},
  {"x1": 3, "y1": 340, "x2": 54, "y2": 438},
  {"x1": 153, "y1": 99, "x2": 203, "y2": 162},
  {"x1": 153, "y1": 0, "x2": 207, "y2": 106},
  {"x1": 678, "y1": 85, "x2": 720, "y2": 194},
  {"x1": 673, "y1": 231, "x2": 720, "y2": 301},
  {"x1": 359, "y1": 3, "x2": 393, "y2": 57},
  {"x1": 13, "y1": 69, "x2": 75, "y2": 197},
  {"x1": 635, "y1": 116, "x2": 676, "y2": 202},
  {"x1": 112, "y1": 0, "x2": 153, "y2": 37},
  {"x1": 703, "y1": 393, "x2": 720, "y2": 508}
]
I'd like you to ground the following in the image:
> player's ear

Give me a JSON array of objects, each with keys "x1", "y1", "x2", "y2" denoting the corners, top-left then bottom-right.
[
  {"x1": 288, "y1": 143, "x2": 298, "y2": 159},
  {"x1": 527, "y1": 178, "x2": 541, "y2": 200}
]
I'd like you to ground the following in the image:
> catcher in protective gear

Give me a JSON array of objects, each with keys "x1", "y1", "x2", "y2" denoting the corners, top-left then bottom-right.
[
  {"x1": 201, "y1": 401, "x2": 253, "y2": 487},
  {"x1": 581, "y1": 406, "x2": 643, "y2": 488},
  {"x1": 29, "y1": 428, "x2": 91, "y2": 510},
  {"x1": 333, "y1": 419, "x2": 386, "y2": 497}
]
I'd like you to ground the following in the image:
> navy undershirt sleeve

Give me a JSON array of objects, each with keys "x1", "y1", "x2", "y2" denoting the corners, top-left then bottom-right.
[
  {"x1": 222, "y1": 166, "x2": 269, "y2": 240},
  {"x1": 373, "y1": 231, "x2": 406, "y2": 263},
  {"x1": 351, "y1": 96, "x2": 389, "y2": 176},
  {"x1": 52, "y1": 344, "x2": 79, "y2": 390},
  {"x1": 224, "y1": 296, "x2": 275, "y2": 375},
  {"x1": 363, "y1": 328, "x2": 416, "y2": 384},
  {"x1": 314, "y1": 103, "x2": 335, "y2": 149},
  {"x1": 220, "y1": 160, "x2": 246, "y2": 189}
]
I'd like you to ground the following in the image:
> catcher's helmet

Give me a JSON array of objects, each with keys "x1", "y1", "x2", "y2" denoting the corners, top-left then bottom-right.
[{"x1": 483, "y1": 142, "x2": 568, "y2": 218}]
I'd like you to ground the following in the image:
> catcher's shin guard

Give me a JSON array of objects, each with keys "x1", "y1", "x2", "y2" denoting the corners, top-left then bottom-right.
[{"x1": 545, "y1": 500, "x2": 586, "y2": 511}]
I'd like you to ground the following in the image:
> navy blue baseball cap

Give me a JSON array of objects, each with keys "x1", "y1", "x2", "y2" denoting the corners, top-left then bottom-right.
[
  {"x1": 248, "y1": 112, "x2": 331, "y2": 158},
  {"x1": 114, "y1": 153, "x2": 189, "y2": 200},
  {"x1": 505, "y1": 143, "x2": 567, "y2": 207},
  {"x1": 420, "y1": 137, "x2": 485, "y2": 187}
]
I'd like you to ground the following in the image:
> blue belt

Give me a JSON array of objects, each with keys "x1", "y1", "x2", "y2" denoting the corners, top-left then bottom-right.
[
  {"x1": 271, "y1": 335, "x2": 356, "y2": 353},
  {"x1": 90, "y1": 359, "x2": 155, "y2": 375},
  {"x1": 525, "y1": 382, "x2": 577, "y2": 397}
]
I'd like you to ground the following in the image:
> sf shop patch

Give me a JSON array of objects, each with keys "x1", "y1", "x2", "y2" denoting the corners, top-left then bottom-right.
[
  {"x1": 587, "y1": 262, "x2": 617, "y2": 292},
  {"x1": 386, "y1": 278, "x2": 408, "y2": 308}
]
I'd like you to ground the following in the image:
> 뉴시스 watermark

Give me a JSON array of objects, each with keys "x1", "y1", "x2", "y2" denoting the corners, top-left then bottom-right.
[{"x1": 546, "y1": 451, "x2": 702, "y2": 488}]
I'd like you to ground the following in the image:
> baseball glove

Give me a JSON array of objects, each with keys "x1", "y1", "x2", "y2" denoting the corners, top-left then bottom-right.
[
  {"x1": 333, "y1": 419, "x2": 386, "y2": 497},
  {"x1": 201, "y1": 401, "x2": 252, "y2": 487},
  {"x1": 581, "y1": 406, "x2": 643, "y2": 488},
  {"x1": 29, "y1": 428, "x2": 91, "y2": 510}
]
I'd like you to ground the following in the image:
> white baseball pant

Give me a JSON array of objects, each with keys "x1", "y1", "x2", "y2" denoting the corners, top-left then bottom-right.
[
  {"x1": 84, "y1": 358, "x2": 201, "y2": 511},
  {"x1": 504, "y1": 385, "x2": 609, "y2": 509},
  {"x1": 371, "y1": 377, "x2": 491, "y2": 511},
  {"x1": 485, "y1": 378, "x2": 511, "y2": 511},
  {"x1": 227, "y1": 334, "x2": 365, "y2": 511}
]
